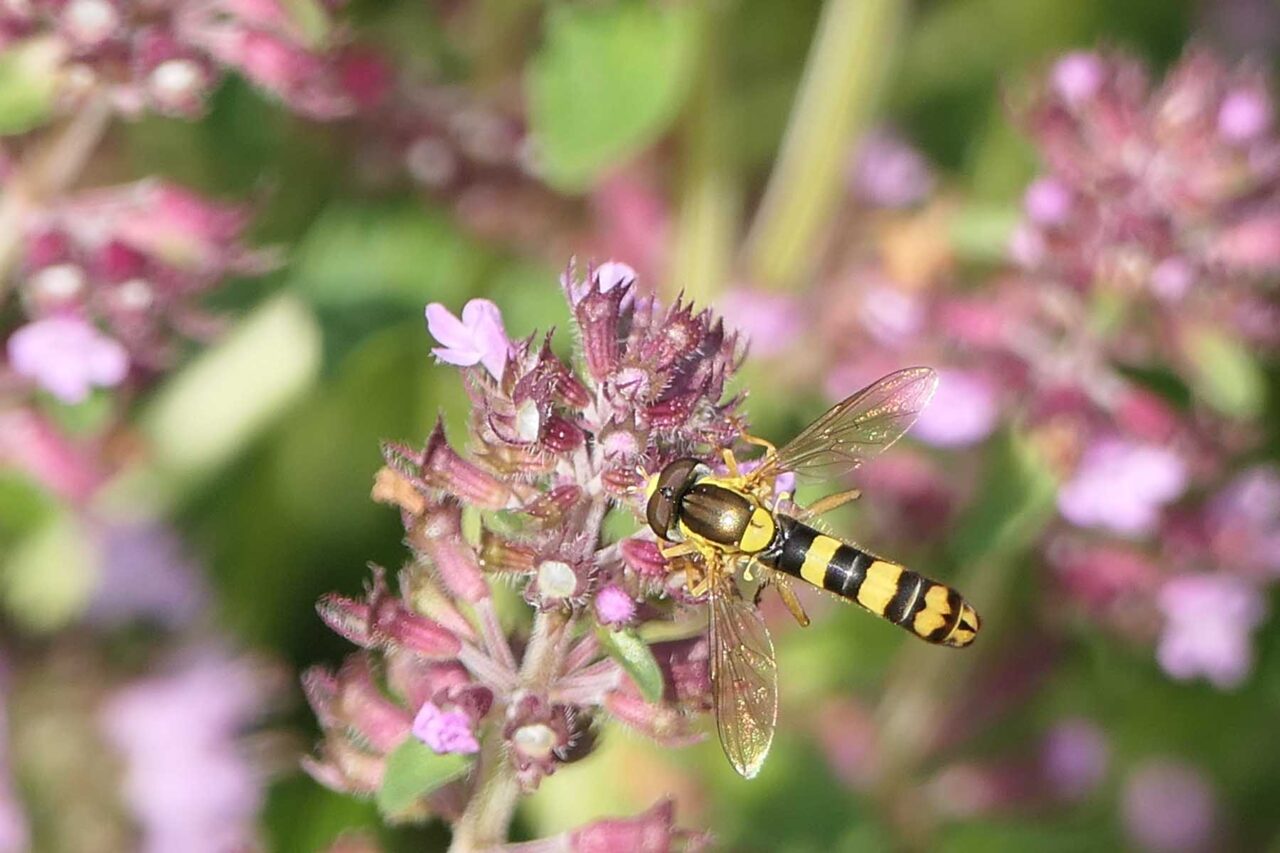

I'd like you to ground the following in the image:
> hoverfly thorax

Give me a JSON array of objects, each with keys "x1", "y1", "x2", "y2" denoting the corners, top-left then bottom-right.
[{"x1": 644, "y1": 458, "x2": 707, "y2": 541}]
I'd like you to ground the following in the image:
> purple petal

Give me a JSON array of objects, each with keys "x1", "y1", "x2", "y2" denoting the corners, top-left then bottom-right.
[{"x1": 425, "y1": 303, "x2": 473, "y2": 350}]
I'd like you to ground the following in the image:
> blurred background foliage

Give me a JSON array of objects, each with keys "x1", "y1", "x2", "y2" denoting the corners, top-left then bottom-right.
[{"x1": 6, "y1": 0, "x2": 1280, "y2": 850}]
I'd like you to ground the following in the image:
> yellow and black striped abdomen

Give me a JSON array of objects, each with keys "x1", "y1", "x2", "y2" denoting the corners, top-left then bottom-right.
[{"x1": 760, "y1": 516, "x2": 980, "y2": 648}]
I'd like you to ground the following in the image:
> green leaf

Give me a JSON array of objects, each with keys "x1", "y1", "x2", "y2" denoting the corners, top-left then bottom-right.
[
  {"x1": 281, "y1": 0, "x2": 332, "y2": 49},
  {"x1": 948, "y1": 429, "x2": 1058, "y2": 567},
  {"x1": 528, "y1": 2, "x2": 698, "y2": 192},
  {"x1": 1183, "y1": 325, "x2": 1266, "y2": 419},
  {"x1": 376, "y1": 738, "x2": 472, "y2": 818},
  {"x1": 0, "y1": 39, "x2": 60, "y2": 135},
  {"x1": 291, "y1": 201, "x2": 482, "y2": 307},
  {"x1": 597, "y1": 626, "x2": 664, "y2": 702}
]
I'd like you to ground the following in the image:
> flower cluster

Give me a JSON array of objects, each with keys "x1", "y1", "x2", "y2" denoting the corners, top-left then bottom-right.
[
  {"x1": 1013, "y1": 49, "x2": 1280, "y2": 313},
  {"x1": 0, "y1": 0, "x2": 378, "y2": 119},
  {"x1": 303, "y1": 263, "x2": 729, "y2": 846},
  {"x1": 6, "y1": 180, "x2": 275, "y2": 400}
]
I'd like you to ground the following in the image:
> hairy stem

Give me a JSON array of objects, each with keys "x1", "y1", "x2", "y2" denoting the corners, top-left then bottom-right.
[
  {"x1": 449, "y1": 497, "x2": 610, "y2": 850},
  {"x1": 0, "y1": 96, "x2": 113, "y2": 294},
  {"x1": 744, "y1": 0, "x2": 905, "y2": 290}
]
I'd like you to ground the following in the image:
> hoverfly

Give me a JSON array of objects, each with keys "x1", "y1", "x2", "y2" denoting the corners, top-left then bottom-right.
[{"x1": 643, "y1": 367, "x2": 980, "y2": 778}]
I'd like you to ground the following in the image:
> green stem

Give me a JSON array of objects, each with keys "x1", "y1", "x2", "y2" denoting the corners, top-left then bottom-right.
[
  {"x1": 744, "y1": 0, "x2": 905, "y2": 290},
  {"x1": 668, "y1": 2, "x2": 739, "y2": 304}
]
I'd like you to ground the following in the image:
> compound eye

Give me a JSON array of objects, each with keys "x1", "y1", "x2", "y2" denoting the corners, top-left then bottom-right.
[
  {"x1": 645, "y1": 458, "x2": 701, "y2": 540},
  {"x1": 646, "y1": 491, "x2": 675, "y2": 540}
]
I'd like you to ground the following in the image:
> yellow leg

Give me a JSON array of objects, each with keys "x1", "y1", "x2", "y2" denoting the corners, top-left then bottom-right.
[
  {"x1": 721, "y1": 447, "x2": 741, "y2": 478},
  {"x1": 741, "y1": 433, "x2": 778, "y2": 456},
  {"x1": 661, "y1": 541, "x2": 699, "y2": 560},
  {"x1": 797, "y1": 488, "x2": 862, "y2": 520},
  {"x1": 774, "y1": 579, "x2": 811, "y2": 627}
]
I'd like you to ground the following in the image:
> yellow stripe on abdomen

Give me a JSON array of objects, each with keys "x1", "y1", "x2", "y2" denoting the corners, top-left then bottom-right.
[
  {"x1": 856, "y1": 560, "x2": 903, "y2": 616},
  {"x1": 799, "y1": 534, "x2": 841, "y2": 587},
  {"x1": 911, "y1": 583, "x2": 952, "y2": 639}
]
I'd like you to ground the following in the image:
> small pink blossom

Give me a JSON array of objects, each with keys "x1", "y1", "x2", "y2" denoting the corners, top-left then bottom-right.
[
  {"x1": 1157, "y1": 574, "x2": 1265, "y2": 689},
  {"x1": 7, "y1": 316, "x2": 129, "y2": 403},
  {"x1": 1023, "y1": 177, "x2": 1073, "y2": 227},
  {"x1": 412, "y1": 701, "x2": 479, "y2": 755},
  {"x1": 425, "y1": 299, "x2": 511, "y2": 380},
  {"x1": 1052, "y1": 51, "x2": 1105, "y2": 105},
  {"x1": 594, "y1": 261, "x2": 636, "y2": 294},
  {"x1": 850, "y1": 130, "x2": 934, "y2": 208},
  {"x1": 912, "y1": 369, "x2": 998, "y2": 448},
  {"x1": 1217, "y1": 87, "x2": 1272, "y2": 143},
  {"x1": 1041, "y1": 718, "x2": 1109, "y2": 799},
  {"x1": 1123, "y1": 759, "x2": 1217, "y2": 852},
  {"x1": 594, "y1": 585, "x2": 636, "y2": 626},
  {"x1": 1057, "y1": 439, "x2": 1188, "y2": 537},
  {"x1": 719, "y1": 288, "x2": 803, "y2": 357}
]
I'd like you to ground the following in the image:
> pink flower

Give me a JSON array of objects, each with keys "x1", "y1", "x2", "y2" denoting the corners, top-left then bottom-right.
[
  {"x1": 594, "y1": 261, "x2": 637, "y2": 294},
  {"x1": 1123, "y1": 759, "x2": 1217, "y2": 852},
  {"x1": 719, "y1": 288, "x2": 803, "y2": 357},
  {"x1": 424, "y1": 299, "x2": 511, "y2": 380},
  {"x1": 100, "y1": 649, "x2": 271, "y2": 853},
  {"x1": 7, "y1": 317, "x2": 128, "y2": 403},
  {"x1": 1217, "y1": 87, "x2": 1272, "y2": 143},
  {"x1": 1157, "y1": 574, "x2": 1265, "y2": 689},
  {"x1": 1041, "y1": 718, "x2": 1109, "y2": 799},
  {"x1": 412, "y1": 701, "x2": 479, "y2": 755},
  {"x1": 1023, "y1": 177, "x2": 1073, "y2": 227},
  {"x1": 1057, "y1": 439, "x2": 1188, "y2": 537},
  {"x1": 912, "y1": 369, "x2": 998, "y2": 448},
  {"x1": 850, "y1": 130, "x2": 934, "y2": 208},
  {"x1": 594, "y1": 585, "x2": 636, "y2": 626},
  {"x1": 1052, "y1": 51, "x2": 1105, "y2": 105}
]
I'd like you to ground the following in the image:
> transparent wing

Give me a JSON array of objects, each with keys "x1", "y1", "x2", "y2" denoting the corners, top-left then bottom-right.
[
  {"x1": 707, "y1": 567, "x2": 778, "y2": 779},
  {"x1": 754, "y1": 366, "x2": 938, "y2": 483}
]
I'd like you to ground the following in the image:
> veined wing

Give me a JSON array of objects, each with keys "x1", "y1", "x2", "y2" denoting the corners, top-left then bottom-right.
[
  {"x1": 753, "y1": 366, "x2": 938, "y2": 484},
  {"x1": 707, "y1": 567, "x2": 778, "y2": 779}
]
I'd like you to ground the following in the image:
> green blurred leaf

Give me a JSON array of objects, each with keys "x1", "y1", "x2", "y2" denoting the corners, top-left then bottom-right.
[
  {"x1": 282, "y1": 0, "x2": 332, "y2": 48},
  {"x1": 597, "y1": 626, "x2": 664, "y2": 702},
  {"x1": 1184, "y1": 326, "x2": 1266, "y2": 419},
  {"x1": 529, "y1": 2, "x2": 697, "y2": 191},
  {"x1": 376, "y1": 738, "x2": 471, "y2": 818},
  {"x1": 1, "y1": 511, "x2": 95, "y2": 631},
  {"x1": 292, "y1": 201, "x2": 481, "y2": 307},
  {"x1": 948, "y1": 429, "x2": 1058, "y2": 566},
  {"x1": 0, "y1": 38, "x2": 59, "y2": 135}
]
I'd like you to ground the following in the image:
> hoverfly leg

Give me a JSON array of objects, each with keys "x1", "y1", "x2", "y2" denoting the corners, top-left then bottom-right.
[
  {"x1": 660, "y1": 541, "x2": 700, "y2": 560},
  {"x1": 796, "y1": 488, "x2": 863, "y2": 521},
  {"x1": 740, "y1": 433, "x2": 778, "y2": 457},
  {"x1": 721, "y1": 447, "x2": 742, "y2": 479},
  {"x1": 774, "y1": 578, "x2": 811, "y2": 627}
]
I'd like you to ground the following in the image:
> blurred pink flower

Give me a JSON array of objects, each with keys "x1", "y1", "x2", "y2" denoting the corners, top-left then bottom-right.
[
  {"x1": 850, "y1": 130, "x2": 934, "y2": 208},
  {"x1": 425, "y1": 299, "x2": 511, "y2": 380},
  {"x1": 912, "y1": 369, "x2": 998, "y2": 448},
  {"x1": 7, "y1": 316, "x2": 128, "y2": 403},
  {"x1": 88, "y1": 523, "x2": 209, "y2": 629},
  {"x1": 1157, "y1": 574, "x2": 1264, "y2": 689},
  {"x1": 719, "y1": 288, "x2": 803, "y2": 357},
  {"x1": 1023, "y1": 177, "x2": 1073, "y2": 227},
  {"x1": 1123, "y1": 759, "x2": 1217, "y2": 852},
  {"x1": 1207, "y1": 465, "x2": 1280, "y2": 576},
  {"x1": 0, "y1": 408, "x2": 103, "y2": 503},
  {"x1": 1217, "y1": 87, "x2": 1272, "y2": 142},
  {"x1": 1057, "y1": 439, "x2": 1187, "y2": 537},
  {"x1": 1040, "y1": 717, "x2": 1109, "y2": 799},
  {"x1": 412, "y1": 701, "x2": 480, "y2": 755},
  {"x1": 1052, "y1": 52, "x2": 1105, "y2": 105},
  {"x1": 100, "y1": 648, "x2": 272, "y2": 853}
]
